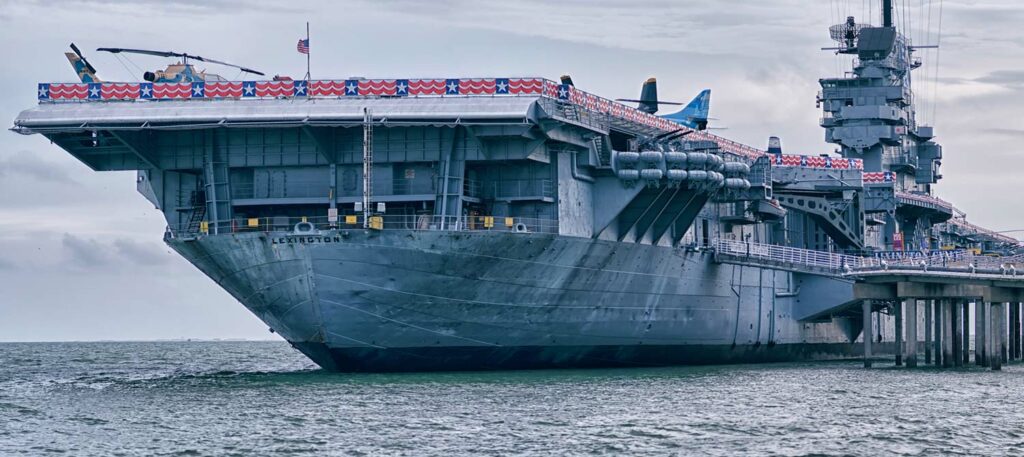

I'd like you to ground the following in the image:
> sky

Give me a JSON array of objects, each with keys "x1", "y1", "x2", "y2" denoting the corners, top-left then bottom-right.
[{"x1": 1, "y1": 0, "x2": 1022, "y2": 341}]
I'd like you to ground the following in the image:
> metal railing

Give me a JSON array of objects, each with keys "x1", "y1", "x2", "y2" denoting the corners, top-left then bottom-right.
[
  {"x1": 711, "y1": 239, "x2": 1022, "y2": 275},
  {"x1": 166, "y1": 214, "x2": 559, "y2": 239}
]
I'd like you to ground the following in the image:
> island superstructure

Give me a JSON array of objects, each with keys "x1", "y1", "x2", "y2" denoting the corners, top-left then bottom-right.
[{"x1": 12, "y1": 1, "x2": 1019, "y2": 371}]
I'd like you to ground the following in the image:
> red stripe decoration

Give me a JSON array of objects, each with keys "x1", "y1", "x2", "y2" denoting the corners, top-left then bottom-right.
[
  {"x1": 542, "y1": 80, "x2": 560, "y2": 98},
  {"x1": 408, "y1": 79, "x2": 445, "y2": 96},
  {"x1": 36, "y1": 77, "x2": 776, "y2": 161},
  {"x1": 255, "y1": 81, "x2": 294, "y2": 97},
  {"x1": 781, "y1": 155, "x2": 802, "y2": 166},
  {"x1": 773, "y1": 154, "x2": 866, "y2": 170},
  {"x1": 153, "y1": 83, "x2": 192, "y2": 99},
  {"x1": 309, "y1": 80, "x2": 346, "y2": 97},
  {"x1": 864, "y1": 172, "x2": 894, "y2": 183},
  {"x1": 805, "y1": 156, "x2": 826, "y2": 168},
  {"x1": 459, "y1": 78, "x2": 496, "y2": 95},
  {"x1": 509, "y1": 78, "x2": 543, "y2": 95},
  {"x1": 205, "y1": 82, "x2": 244, "y2": 98},
  {"x1": 358, "y1": 79, "x2": 398, "y2": 96},
  {"x1": 49, "y1": 83, "x2": 89, "y2": 100},
  {"x1": 100, "y1": 83, "x2": 140, "y2": 100}
]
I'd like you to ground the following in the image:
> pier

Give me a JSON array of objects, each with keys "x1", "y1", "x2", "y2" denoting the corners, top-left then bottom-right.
[{"x1": 713, "y1": 240, "x2": 1024, "y2": 370}]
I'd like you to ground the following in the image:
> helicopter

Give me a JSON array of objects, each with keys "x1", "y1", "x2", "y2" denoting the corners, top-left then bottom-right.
[
  {"x1": 63, "y1": 44, "x2": 265, "y2": 83},
  {"x1": 97, "y1": 47, "x2": 265, "y2": 83}
]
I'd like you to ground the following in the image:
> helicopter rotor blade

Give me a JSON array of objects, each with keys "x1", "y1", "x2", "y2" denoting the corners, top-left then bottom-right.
[
  {"x1": 187, "y1": 55, "x2": 265, "y2": 76},
  {"x1": 97, "y1": 47, "x2": 265, "y2": 76},
  {"x1": 97, "y1": 48, "x2": 183, "y2": 59},
  {"x1": 70, "y1": 43, "x2": 98, "y2": 75}
]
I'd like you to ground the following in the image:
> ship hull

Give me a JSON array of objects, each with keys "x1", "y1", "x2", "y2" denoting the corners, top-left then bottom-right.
[{"x1": 168, "y1": 229, "x2": 878, "y2": 372}]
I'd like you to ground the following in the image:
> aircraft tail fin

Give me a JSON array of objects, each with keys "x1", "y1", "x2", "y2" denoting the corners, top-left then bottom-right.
[
  {"x1": 65, "y1": 43, "x2": 100, "y2": 83},
  {"x1": 662, "y1": 89, "x2": 711, "y2": 130},
  {"x1": 638, "y1": 78, "x2": 658, "y2": 114}
]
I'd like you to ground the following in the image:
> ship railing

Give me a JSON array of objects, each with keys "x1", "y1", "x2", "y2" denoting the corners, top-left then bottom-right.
[
  {"x1": 711, "y1": 239, "x2": 1023, "y2": 275},
  {"x1": 712, "y1": 239, "x2": 865, "y2": 272},
  {"x1": 165, "y1": 214, "x2": 559, "y2": 238}
]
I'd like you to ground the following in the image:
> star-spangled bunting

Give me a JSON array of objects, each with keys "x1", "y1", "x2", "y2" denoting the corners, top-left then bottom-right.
[{"x1": 31, "y1": 77, "x2": 770, "y2": 159}]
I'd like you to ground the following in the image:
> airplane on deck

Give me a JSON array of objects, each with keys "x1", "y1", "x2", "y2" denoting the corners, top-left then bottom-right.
[{"x1": 616, "y1": 78, "x2": 714, "y2": 131}]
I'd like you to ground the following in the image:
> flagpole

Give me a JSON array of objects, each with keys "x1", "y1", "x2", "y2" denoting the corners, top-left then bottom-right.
[{"x1": 305, "y1": 22, "x2": 311, "y2": 81}]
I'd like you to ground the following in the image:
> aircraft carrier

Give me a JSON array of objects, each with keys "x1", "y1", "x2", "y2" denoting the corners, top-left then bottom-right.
[{"x1": 12, "y1": 1, "x2": 1020, "y2": 371}]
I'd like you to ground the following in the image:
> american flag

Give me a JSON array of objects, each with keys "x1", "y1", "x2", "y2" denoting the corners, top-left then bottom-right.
[{"x1": 297, "y1": 38, "x2": 309, "y2": 54}]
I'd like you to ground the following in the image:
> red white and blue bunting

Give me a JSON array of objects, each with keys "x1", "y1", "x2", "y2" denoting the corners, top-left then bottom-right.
[
  {"x1": 36, "y1": 77, "x2": 768, "y2": 158},
  {"x1": 772, "y1": 154, "x2": 864, "y2": 170}
]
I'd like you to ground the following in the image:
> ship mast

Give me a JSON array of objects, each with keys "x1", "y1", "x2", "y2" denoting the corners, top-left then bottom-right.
[{"x1": 818, "y1": 0, "x2": 949, "y2": 252}]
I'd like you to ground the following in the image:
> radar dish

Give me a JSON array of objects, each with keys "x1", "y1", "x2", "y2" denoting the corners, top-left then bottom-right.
[{"x1": 829, "y1": 17, "x2": 869, "y2": 47}]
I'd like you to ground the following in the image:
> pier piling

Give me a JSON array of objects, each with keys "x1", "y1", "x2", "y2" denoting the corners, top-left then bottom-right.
[
  {"x1": 952, "y1": 300, "x2": 963, "y2": 367},
  {"x1": 982, "y1": 301, "x2": 990, "y2": 367},
  {"x1": 895, "y1": 301, "x2": 903, "y2": 366},
  {"x1": 942, "y1": 299, "x2": 954, "y2": 368},
  {"x1": 992, "y1": 302, "x2": 1003, "y2": 371},
  {"x1": 862, "y1": 300, "x2": 872, "y2": 368},
  {"x1": 906, "y1": 300, "x2": 918, "y2": 367},
  {"x1": 962, "y1": 301, "x2": 970, "y2": 364},
  {"x1": 975, "y1": 301, "x2": 983, "y2": 366},
  {"x1": 924, "y1": 300, "x2": 932, "y2": 364},
  {"x1": 1013, "y1": 302, "x2": 1021, "y2": 361},
  {"x1": 1003, "y1": 303, "x2": 1009, "y2": 364},
  {"x1": 934, "y1": 300, "x2": 943, "y2": 366}
]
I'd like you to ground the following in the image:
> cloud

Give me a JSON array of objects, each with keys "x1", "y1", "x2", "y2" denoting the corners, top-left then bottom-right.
[
  {"x1": 974, "y1": 70, "x2": 1024, "y2": 89},
  {"x1": 62, "y1": 233, "x2": 114, "y2": 268},
  {"x1": 983, "y1": 128, "x2": 1024, "y2": 139},
  {"x1": 112, "y1": 238, "x2": 173, "y2": 266},
  {"x1": 62, "y1": 234, "x2": 171, "y2": 269},
  {"x1": 0, "y1": 151, "x2": 79, "y2": 185}
]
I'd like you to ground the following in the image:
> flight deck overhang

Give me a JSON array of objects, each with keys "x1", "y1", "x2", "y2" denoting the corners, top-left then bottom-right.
[
  {"x1": 12, "y1": 97, "x2": 543, "y2": 134},
  {"x1": 13, "y1": 77, "x2": 768, "y2": 161}
]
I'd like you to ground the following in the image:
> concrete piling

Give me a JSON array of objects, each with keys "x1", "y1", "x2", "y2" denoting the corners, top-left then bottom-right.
[
  {"x1": 862, "y1": 300, "x2": 872, "y2": 368},
  {"x1": 924, "y1": 299, "x2": 933, "y2": 365},
  {"x1": 1018, "y1": 302, "x2": 1023, "y2": 360},
  {"x1": 950, "y1": 299, "x2": 958, "y2": 366},
  {"x1": 895, "y1": 301, "x2": 903, "y2": 366},
  {"x1": 1003, "y1": 303, "x2": 1009, "y2": 364},
  {"x1": 942, "y1": 299, "x2": 954, "y2": 368},
  {"x1": 906, "y1": 300, "x2": 918, "y2": 368},
  {"x1": 992, "y1": 302, "x2": 1003, "y2": 371},
  {"x1": 934, "y1": 300, "x2": 943, "y2": 366},
  {"x1": 1013, "y1": 302, "x2": 1021, "y2": 361},
  {"x1": 982, "y1": 301, "x2": 990, "y2": 367},
  {"x1": 962, "y1": 301, "x2": 970, "y2": 365},
  {"x1": 975, "y1": 301, "x2": 984, "y2": 366}
]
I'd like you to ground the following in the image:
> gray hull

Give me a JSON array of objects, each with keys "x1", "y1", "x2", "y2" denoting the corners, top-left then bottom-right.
[{"x1": 168, "y1": 230, "x2": 871, "y2": 372}]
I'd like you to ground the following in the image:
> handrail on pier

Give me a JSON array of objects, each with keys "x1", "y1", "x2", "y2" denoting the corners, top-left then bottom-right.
[{"x1": 711, "y1": 239, "x2": 1022, "y2": 276}]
